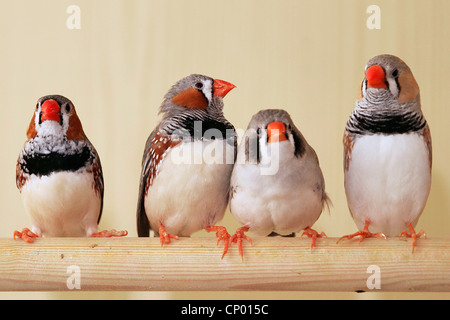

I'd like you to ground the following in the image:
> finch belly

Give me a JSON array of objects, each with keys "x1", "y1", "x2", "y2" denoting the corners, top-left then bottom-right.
[
  {"x1": 145, "y1": 140, "x2": 234, "y2": 236},
  {"x1": 345, "y1": 133, "x2": 431, "y2": 236},
  {"x1": 21, "y1": 171, "x2": 101, "y2": 237}
]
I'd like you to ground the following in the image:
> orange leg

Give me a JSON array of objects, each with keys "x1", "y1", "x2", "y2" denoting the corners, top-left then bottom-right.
[
  {"x1": 230, "y1": 226, "x2": 252, "y2": 261},
  {"x1": 91, "y1": 229, "x2": 128, "y2": 238},
  {"x1": 206, "y1": 225, "x2": 231, "y2": 259},
  {"x1": 337, "y1": 220, "x2": 386, "y2": 244},
  {"x1": 400, "y1": 223, "x2": 426, "y2": 253},
  {"x1": 13, "y1": 228, "x2": 39, "y2": 243},
  {"x1": 157, "y1": 223, "x2": 179, "y2": 246},
  {"x1": 301, "y1": 227, "x2": 327, "y2": 250}
]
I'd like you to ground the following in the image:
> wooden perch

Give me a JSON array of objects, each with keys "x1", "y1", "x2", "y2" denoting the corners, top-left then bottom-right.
[{"x1": 0, "y1": 237, "x2": 449, "y2": 292}]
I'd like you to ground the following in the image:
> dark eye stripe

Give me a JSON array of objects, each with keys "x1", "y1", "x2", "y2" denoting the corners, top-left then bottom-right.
[{"x1": 394, "y1": 77, "x2": 401, "y2": 94}]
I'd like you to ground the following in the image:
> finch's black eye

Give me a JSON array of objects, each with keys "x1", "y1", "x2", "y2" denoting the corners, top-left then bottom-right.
[
  {"x1": 195, "y1": 82, "x2": 203, "y2": 89},
  {"x1": 391, "y1": 69, "x2": 399, "y2": 78},
  {"x1": 65, "y1": 103, "x2": 71, "y2": 112}
]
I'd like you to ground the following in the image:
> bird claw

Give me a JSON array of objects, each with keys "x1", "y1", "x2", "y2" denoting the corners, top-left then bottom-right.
[
  {"x1": 158, "y1": 224, "x2": 179, "y2": 246},
  {"x1": 337, "y1": 220, "x2": 386, "y2": 244},
  {"x1": 205, "y1": 225, "x2": 231, "y2": 259},
  {"x1": 230, "y1": 226, "x2": 252, "y2": 262},
  {"x1": 13, "y1": 228, "x2": 39, "y2": 243},
  {"x1": 400, "y1": 223, "x2": 426, "y2": 253},
  {"x1": 337, "y1": 230, "x2": 386, "y2": 244},
  {"x1": 301, "y1": 227, "x2": 327, "y2": 250},
  {"x1": 91, "y1": 229, "x2": 128, "y2": 238}
]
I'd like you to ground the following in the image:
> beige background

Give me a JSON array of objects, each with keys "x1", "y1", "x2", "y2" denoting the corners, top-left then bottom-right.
[{"x1": 0, "y1": 0, "x2": 449, "y2": 299}]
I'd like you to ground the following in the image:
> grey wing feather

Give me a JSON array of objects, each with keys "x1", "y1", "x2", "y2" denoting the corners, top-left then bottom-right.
[
  {"x1": 136, "y1": 129, "x2": 157, "y2": 237},
  {"x1": 308, "y1": 145, "x2": 332, "y2": 213},
  {"x1": 83, "y1": 139, "x2": 104, "y2": 225},
  {"x1": 92, "y1": 147, "x2": 105, "y2": 225}
]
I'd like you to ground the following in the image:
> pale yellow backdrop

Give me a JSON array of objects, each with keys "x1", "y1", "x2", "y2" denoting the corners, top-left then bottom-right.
[{"x1": 0, "y1": 0, "x2": 449, "y2": 299}]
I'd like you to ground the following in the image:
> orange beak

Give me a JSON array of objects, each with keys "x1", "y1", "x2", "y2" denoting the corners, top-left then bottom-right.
[
  {"x1": 41, "y1": 99, "x2": 61, "y2": 123},
  {"x1": 213, "y1": 79, "x2": 236, "y2": 98},
  {"x1": 267, "y1": 121, "x2": 288, "y2": 143},
  {"x1": 366, "y1": 64, "x2": 387, "y2": 89}
]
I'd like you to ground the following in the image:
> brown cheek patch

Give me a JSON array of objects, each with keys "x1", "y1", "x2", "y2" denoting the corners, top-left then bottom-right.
[
  {"x1": 26, "y1": 113, "x2": 37, "y2": 139},
  {"x1": 343, "y1": 131, "x2": 355, "y2": 171},
  {"x1": 171, "y1": 88, "x2": 208, "y2": 110},
  {"x1": 66, "y1": 112, "x2": 87, "y2": 141},
  {"x1": 398, "y1": 72, "x2": 420, "y2": 103}
]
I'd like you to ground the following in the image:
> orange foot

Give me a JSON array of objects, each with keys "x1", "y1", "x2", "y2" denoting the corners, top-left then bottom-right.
[
  {"x1": 231, "y1": 226, "x2": 252, "y2": 261},
  {"x1": 301, "y1": 227, "x2": 327, "y2": 250},
  {"x1": 400, "y1": 223, "x2": 426, "y2": 253},
  {"x1": 13, "y1": 228, "x2": 39, "y2": 243},
  {"x1": 337, "y1": 220, "x2": 386, "y2": 244},
  {"x1": 206, "y1": 225, "x2": 231, "y2": 259},
  {"x1": 158, "y1": 224, "x2": 179, "y2": 246},
  {"x1": 91, "y1": 229, "x2": 128, "y2": 237}
]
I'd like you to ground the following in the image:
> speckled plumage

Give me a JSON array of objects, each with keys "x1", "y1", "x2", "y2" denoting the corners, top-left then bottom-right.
[{"x1": 136, "y1": 74, "x2": 236, "y2": 245}]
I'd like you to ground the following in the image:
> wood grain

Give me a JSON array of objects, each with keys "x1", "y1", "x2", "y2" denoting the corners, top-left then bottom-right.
[{"x1": 0, "y1": 237, "x2": 449, "y2": 291}]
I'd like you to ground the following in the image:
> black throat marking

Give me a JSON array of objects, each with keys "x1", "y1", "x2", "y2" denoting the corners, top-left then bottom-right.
[
  {"x1": 346, "y1": 97, "x2": 426, "y2": 135},
  {"x1": 20, "y1": 145, "x2": 93, "y2": 176},
  {"x1": 161, "y1": 112, "x2": 236, "y2": 143},
  {"x1": 347, "y1": 112, "x2": 426, "y2": 135}
]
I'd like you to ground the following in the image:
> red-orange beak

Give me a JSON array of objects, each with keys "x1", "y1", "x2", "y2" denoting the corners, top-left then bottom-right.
[
  {"x1": 41, "y1": 99, "x2": 61, "y2": 123},
  {"x1": 267, "y1": 121, "x2": 288, "y2": 143},
  {"x1": 366, "y1": 64, "x2": 387, "y2": 89},
  {"x1": 213, "y1": 79, "x2": 236, "y2": 98}
]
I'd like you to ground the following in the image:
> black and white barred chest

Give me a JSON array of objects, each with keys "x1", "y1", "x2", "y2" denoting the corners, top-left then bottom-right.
[
  {"x1": 19, "y1": 137, "x2": 94, "y2": 177},
  {"x1": 345, "y1": 98, "x2": 427, "y2": 135}
]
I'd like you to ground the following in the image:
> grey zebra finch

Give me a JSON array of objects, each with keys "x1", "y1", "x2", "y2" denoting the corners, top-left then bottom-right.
[{"x1": 339, "y1": 54, "x2": 431, "y2": 252}]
